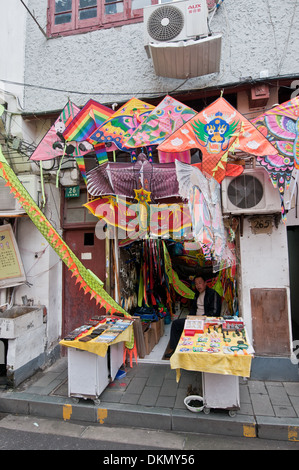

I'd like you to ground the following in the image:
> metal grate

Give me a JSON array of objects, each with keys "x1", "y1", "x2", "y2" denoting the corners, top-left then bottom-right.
[
  {"x1": 227, "y1": 174, "x2": 264, "y2": 209},
  {"x1": 147, "y1": 5, "x2": 184, "y2": 42}
]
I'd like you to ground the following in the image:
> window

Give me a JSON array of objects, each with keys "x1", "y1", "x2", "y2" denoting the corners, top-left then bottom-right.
[{"x1": 48, "y1": 0, "x2": 158, "y2": 37}]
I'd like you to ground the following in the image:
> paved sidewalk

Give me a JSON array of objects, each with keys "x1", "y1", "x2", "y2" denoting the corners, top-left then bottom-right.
[{"x1": 0, "y1": 357, "x2": 299, "y2": 443}]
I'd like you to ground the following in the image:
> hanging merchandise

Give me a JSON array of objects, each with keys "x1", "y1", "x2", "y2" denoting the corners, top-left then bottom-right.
[
  {"x1": 84, "y1": 190, "x2": 192, "y2": 240},
  {"x1": 157, "y1": 97, "x2": 278, "y2": 182},
  {"x1": 123, "y1": 95, "x2": 197, "y2": 154},
  {"x1": 89, "y1": 98, "x2": 155, "y2": 160},
  {"x1": 175, "y1": 160, "x2": 227, "y2": 265},
  {"x1": 29, "y1": 101, "x2": 102, "y2": 185},
  {"x1": 62, "y1": 98, "x2": 115, "y2": 168},
  {"x1": 86, "y1": 153, "x2": 180, "y2": 200},
  {"x1": 251, "y1": 95, "x2": 299, "y2": 219},
  {"x1": 162, "y1": 241, "x2": 195, "y2": 300}
]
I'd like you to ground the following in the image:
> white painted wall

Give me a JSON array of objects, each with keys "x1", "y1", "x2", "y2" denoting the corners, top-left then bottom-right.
[
  {"x1": 239, "y1": 217, "x2": 292, "y2": 349},
  {"x1": 23, "y1": 0, "x2": 299, "y2": 112},
  {"x1": 14, "y1": 181, "x2": 62, "y2": 347}
]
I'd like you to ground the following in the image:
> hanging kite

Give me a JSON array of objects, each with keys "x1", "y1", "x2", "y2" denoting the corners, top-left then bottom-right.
[
  {"x1": 251, "y1": 95, "x2": 299, "y2": 218},
  {"x1": 86, "y1": 153, "x2": 180, "y2": 200},
  {"x1": 175, "y1": 160, "x2": 227, "y2": 265},
  {"x1": 29, "y1": 101, "x2": 103, "y2": 184},
  {"x1": 123, "y1": 95, "x2": 197, "y2": 162},
  {"x1": 62, "y1": 99, "x2": 115, "y2": 169},
  {"x1": 158, "y1": 97, "x2": 278, "y2": 182},
  {"x1": 89, "y1": 98, "x2": 155, "y2": 160},
  {"x1": 84, "y1": 190, "x2": 192, "y2": 240}
]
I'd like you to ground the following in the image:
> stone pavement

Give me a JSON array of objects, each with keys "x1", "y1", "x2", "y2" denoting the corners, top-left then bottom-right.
[{"x1": 0, "y1": 357, "x2": 299, "y2": 443}]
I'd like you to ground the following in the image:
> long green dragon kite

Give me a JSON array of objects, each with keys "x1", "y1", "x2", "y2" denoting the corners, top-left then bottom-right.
[{"x1": 0, "y1": 145, "x2": 131, "y2": 322}]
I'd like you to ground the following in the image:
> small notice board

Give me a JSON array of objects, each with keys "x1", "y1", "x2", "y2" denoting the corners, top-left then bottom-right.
[{"x1": 0, "y1": 224, "x2": 26, "y2": 288}]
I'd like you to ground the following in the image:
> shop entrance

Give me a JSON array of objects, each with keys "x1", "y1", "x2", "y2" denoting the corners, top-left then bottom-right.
[
  {"x1": 62, "y1": 228, "x2": 106, "y2": 340},
  {"x1": 118, "y1": 238, "x2": 238, "y2": 362}
]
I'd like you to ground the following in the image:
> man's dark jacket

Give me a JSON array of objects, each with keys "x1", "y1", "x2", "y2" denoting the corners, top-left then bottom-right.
[{"x1": 189, "y1": 286, "x2": 222, "y2": 317}]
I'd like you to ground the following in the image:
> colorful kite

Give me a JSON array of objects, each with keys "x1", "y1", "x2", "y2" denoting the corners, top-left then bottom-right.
[
  {"x1": 123, "y1": 95, "x2": 197, "y2": 149},
  {"x1": 84, "y1": 190, "x2": 192, "y2": 239},
  {"x1": 251, "y1": 95, "x2": 299, "y2": 218},
  {"x1": 158, "y1": 97, "x2": 278, "y2": 182},
  {"x1": 89, "y1": 98, "x2": 155, "y2": 159},
  {"x1": 61, "y1": 99, "x2": 115, "y2": 180},
  {"x1": 30, "y1": 101, "x2": 98, "y2": 162},
  {"x1": 175, "y1": 160, "x2": 226, "y2": 264}
]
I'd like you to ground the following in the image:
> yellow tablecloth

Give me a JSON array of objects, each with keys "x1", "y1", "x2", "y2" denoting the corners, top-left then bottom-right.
[
  {"x1": 60, "y1": 324, "x2": 133, "y2": 358},
  {"x1": 170, "y1": 327, "x2": 254, "y2": 382}
]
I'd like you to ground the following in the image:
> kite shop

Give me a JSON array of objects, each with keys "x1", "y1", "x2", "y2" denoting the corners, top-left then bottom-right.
[{"x1": 24, "y1": 92, "x2": 296, "y2": 404}]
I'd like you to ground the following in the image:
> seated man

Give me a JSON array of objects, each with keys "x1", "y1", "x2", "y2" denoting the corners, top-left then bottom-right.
[{"x1": 165, "y1": 275, "x2": 222, "y2": 358}]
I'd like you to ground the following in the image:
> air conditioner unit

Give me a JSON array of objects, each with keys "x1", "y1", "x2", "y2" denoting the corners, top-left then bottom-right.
[
  {"x1": 144, "y1": 0, "x2": 209, "y2": 46},
  {"x1": 221, "y1": 167, "x2": 281, "y2": 215},
  {"x1": 0, "y1": 174, "x2": 41, "y2": 213}
]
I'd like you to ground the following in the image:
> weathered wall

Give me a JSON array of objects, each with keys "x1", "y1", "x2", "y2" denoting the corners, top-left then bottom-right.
[{"x1": 24, "y1": 0, "x2": 299, "y2": 112}]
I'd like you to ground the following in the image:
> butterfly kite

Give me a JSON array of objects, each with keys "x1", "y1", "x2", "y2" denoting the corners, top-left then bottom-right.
[{"x1": 251, "y1": 95, "x2": 299, "y2": 218}]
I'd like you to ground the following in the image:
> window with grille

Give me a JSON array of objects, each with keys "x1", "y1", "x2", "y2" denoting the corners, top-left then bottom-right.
[{"x1": 48, "y1": 0, "x2": 159, "y2": 37}]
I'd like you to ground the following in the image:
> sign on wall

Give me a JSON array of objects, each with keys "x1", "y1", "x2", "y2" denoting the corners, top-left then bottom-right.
[{"x1": 0, "y1": 224, "x2": 26, "y2": 288}]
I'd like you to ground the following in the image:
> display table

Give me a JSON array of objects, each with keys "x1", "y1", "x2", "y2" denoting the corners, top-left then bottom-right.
[
  {"x1": 170, "y1": 317, "x2": 254, "y2": 415},
  {"x1": 60, "y1": 318, "x2": 133, "y2": 403}
]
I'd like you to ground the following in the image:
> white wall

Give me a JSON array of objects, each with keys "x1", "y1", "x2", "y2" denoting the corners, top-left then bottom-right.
[
  {"x1": 239, "y1": 217, "x2": 292, "y2": 348},
  {"x1": 14, "y1": 181, "x2": 62, "y2": 346},
  {"x1": 22, "y1": 0, "x2": 299, "y2": 113}
]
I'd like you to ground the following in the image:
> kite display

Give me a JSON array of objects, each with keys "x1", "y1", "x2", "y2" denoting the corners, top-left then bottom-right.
[
  {"x1": 0, "y1": 146, "x2": 132, "y2": 339},
  {"x1": 89, "y1": 98, "x2": 155, "y2": 159},
  {"x1": 123, "y1": 95, "x2": 197, "y2": 149},
  {"x1": 30, "y1": 101, "x2": 94, "y2": 162},
  {"x1": 86, "y1": 153, "x2": 180, "y2": 200},
  {"x1": 175, "y1": 160, "x2": 227, "y2": 264},
  {"x1": 63, "y1": 99, "x2": 114, "y2": 144},
  {"x1": 251, "y1": 96, "x2": 299, "y2": 218},
  {"x1": 158, "y1": 97, "x2": 278, "y2": 182}
]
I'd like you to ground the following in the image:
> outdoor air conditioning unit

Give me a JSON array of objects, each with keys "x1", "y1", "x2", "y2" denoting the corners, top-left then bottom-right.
[
  {"x1": 0, "y1": 174, "x2": 41, "y2": 213},
  {"x1": 143, "y1": 1, "x2": 221, "y2": 79},
  {"x1": 144, "y1": 0, "x2": 209, "y2": 46},
  {"x1": 221, "y1": 167, "x2": 281, "y2": 215}
]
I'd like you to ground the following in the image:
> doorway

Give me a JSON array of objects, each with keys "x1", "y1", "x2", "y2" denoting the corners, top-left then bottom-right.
[{"x1": 62, "y1": 228, "x2": 106, "y2": 339}]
